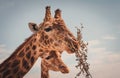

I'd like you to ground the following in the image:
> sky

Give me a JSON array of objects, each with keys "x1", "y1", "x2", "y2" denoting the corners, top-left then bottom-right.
[{"x1": 0, "y1": 0, "x2": 120, "y2": 78}]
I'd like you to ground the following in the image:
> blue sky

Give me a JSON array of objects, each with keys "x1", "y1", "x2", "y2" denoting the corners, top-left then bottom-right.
[{"x1": 0, "y1": 0, "x2": 120, "y2": 78}]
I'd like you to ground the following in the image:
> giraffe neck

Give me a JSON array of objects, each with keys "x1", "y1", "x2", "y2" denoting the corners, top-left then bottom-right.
[
  {"x1": 41, "y1": 60, "x2": 49, "y2": 78},
  {"x1": 0, "y1": 34, "x2": 41, "y2": 78}
]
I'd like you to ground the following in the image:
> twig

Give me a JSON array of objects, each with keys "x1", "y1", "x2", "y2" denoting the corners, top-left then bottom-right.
[{"x1": 74, "y1": 25, "x2": 92, "y2": 78}]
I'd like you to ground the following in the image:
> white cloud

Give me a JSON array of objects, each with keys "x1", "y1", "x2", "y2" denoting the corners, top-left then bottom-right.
[
  {"x1": 103, "y1": 35, "x2": 117, "y2": 40},
  {"x1": 0, "y1": 44, "x2": 12, "y2": 63},
  {"x1": 0, "y1": 44, "x2": 6, "y2": 47},
  {"x1": 88, "y1": 40, "x2": 101, "y2": 47},
  {"x1": 90, "y1": 62, "x2": 120, "y2": 78},
  {"x1": 85, "y1": 46, "x2": 120, "y2": 78},
  {"x1": 88, "y1": 46, "x2": 120, "y2": 64},
  {"x1": 0, "y1": 44, "x2": 6, "y2": 53}
]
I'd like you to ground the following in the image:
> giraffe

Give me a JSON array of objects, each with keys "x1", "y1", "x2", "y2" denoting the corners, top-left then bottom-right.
[
  {"x1": 41, "y1": 51, "x2": 69, "y2": 78},
  {"x1": 39, "y1": 7, "x2": 79, "y2": 78},
  {"x1": 0, "y1": 6, "x2": 79, "y2": 78}
]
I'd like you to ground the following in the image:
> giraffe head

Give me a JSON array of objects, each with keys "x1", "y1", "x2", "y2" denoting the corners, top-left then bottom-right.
[
  {"x1": 41, "y1": 50, "x2": 69, "y2": 73},
  {"x1": 29, "y1": 6, "x2": 79, "y2": 55}
]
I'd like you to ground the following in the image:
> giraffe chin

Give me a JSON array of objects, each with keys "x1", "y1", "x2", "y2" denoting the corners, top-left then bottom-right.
[{"x1": 60, "y1": 67, "x2": 69, "y2": 74}]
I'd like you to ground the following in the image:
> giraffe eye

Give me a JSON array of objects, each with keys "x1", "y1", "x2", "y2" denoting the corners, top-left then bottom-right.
[
  {"x1": 45, "y1": 55, "x2": 52, "y2": 60},
  {"x1": 44, "y1": 27, "x2": 52, "y2": 32}
]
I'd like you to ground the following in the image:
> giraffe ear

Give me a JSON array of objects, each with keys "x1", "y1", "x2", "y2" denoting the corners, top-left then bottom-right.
[{"x1": 28, "y1": 22, "x2": 39, "y2": 33}]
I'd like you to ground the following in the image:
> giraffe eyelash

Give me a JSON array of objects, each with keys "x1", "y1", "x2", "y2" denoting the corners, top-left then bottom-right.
[{"x1": 44, "y1": 27, "x2": 52, "y2": 32}]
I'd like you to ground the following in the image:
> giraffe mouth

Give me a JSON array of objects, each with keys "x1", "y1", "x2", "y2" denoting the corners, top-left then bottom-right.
[
  {"x1": 59, "y1": 65, "x2": 69, "y2": 73},
  {"x1": 66, "y1": 38, "x2": 79, "y2": 53},
  {"x1": 70, "y1": 40, "x2": 79, "y2": 51}
]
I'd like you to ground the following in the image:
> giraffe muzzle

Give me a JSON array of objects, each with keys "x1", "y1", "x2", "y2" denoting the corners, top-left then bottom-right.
[{"x1": 59, "y1": 65, "x2": 69, "y2": 73}]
